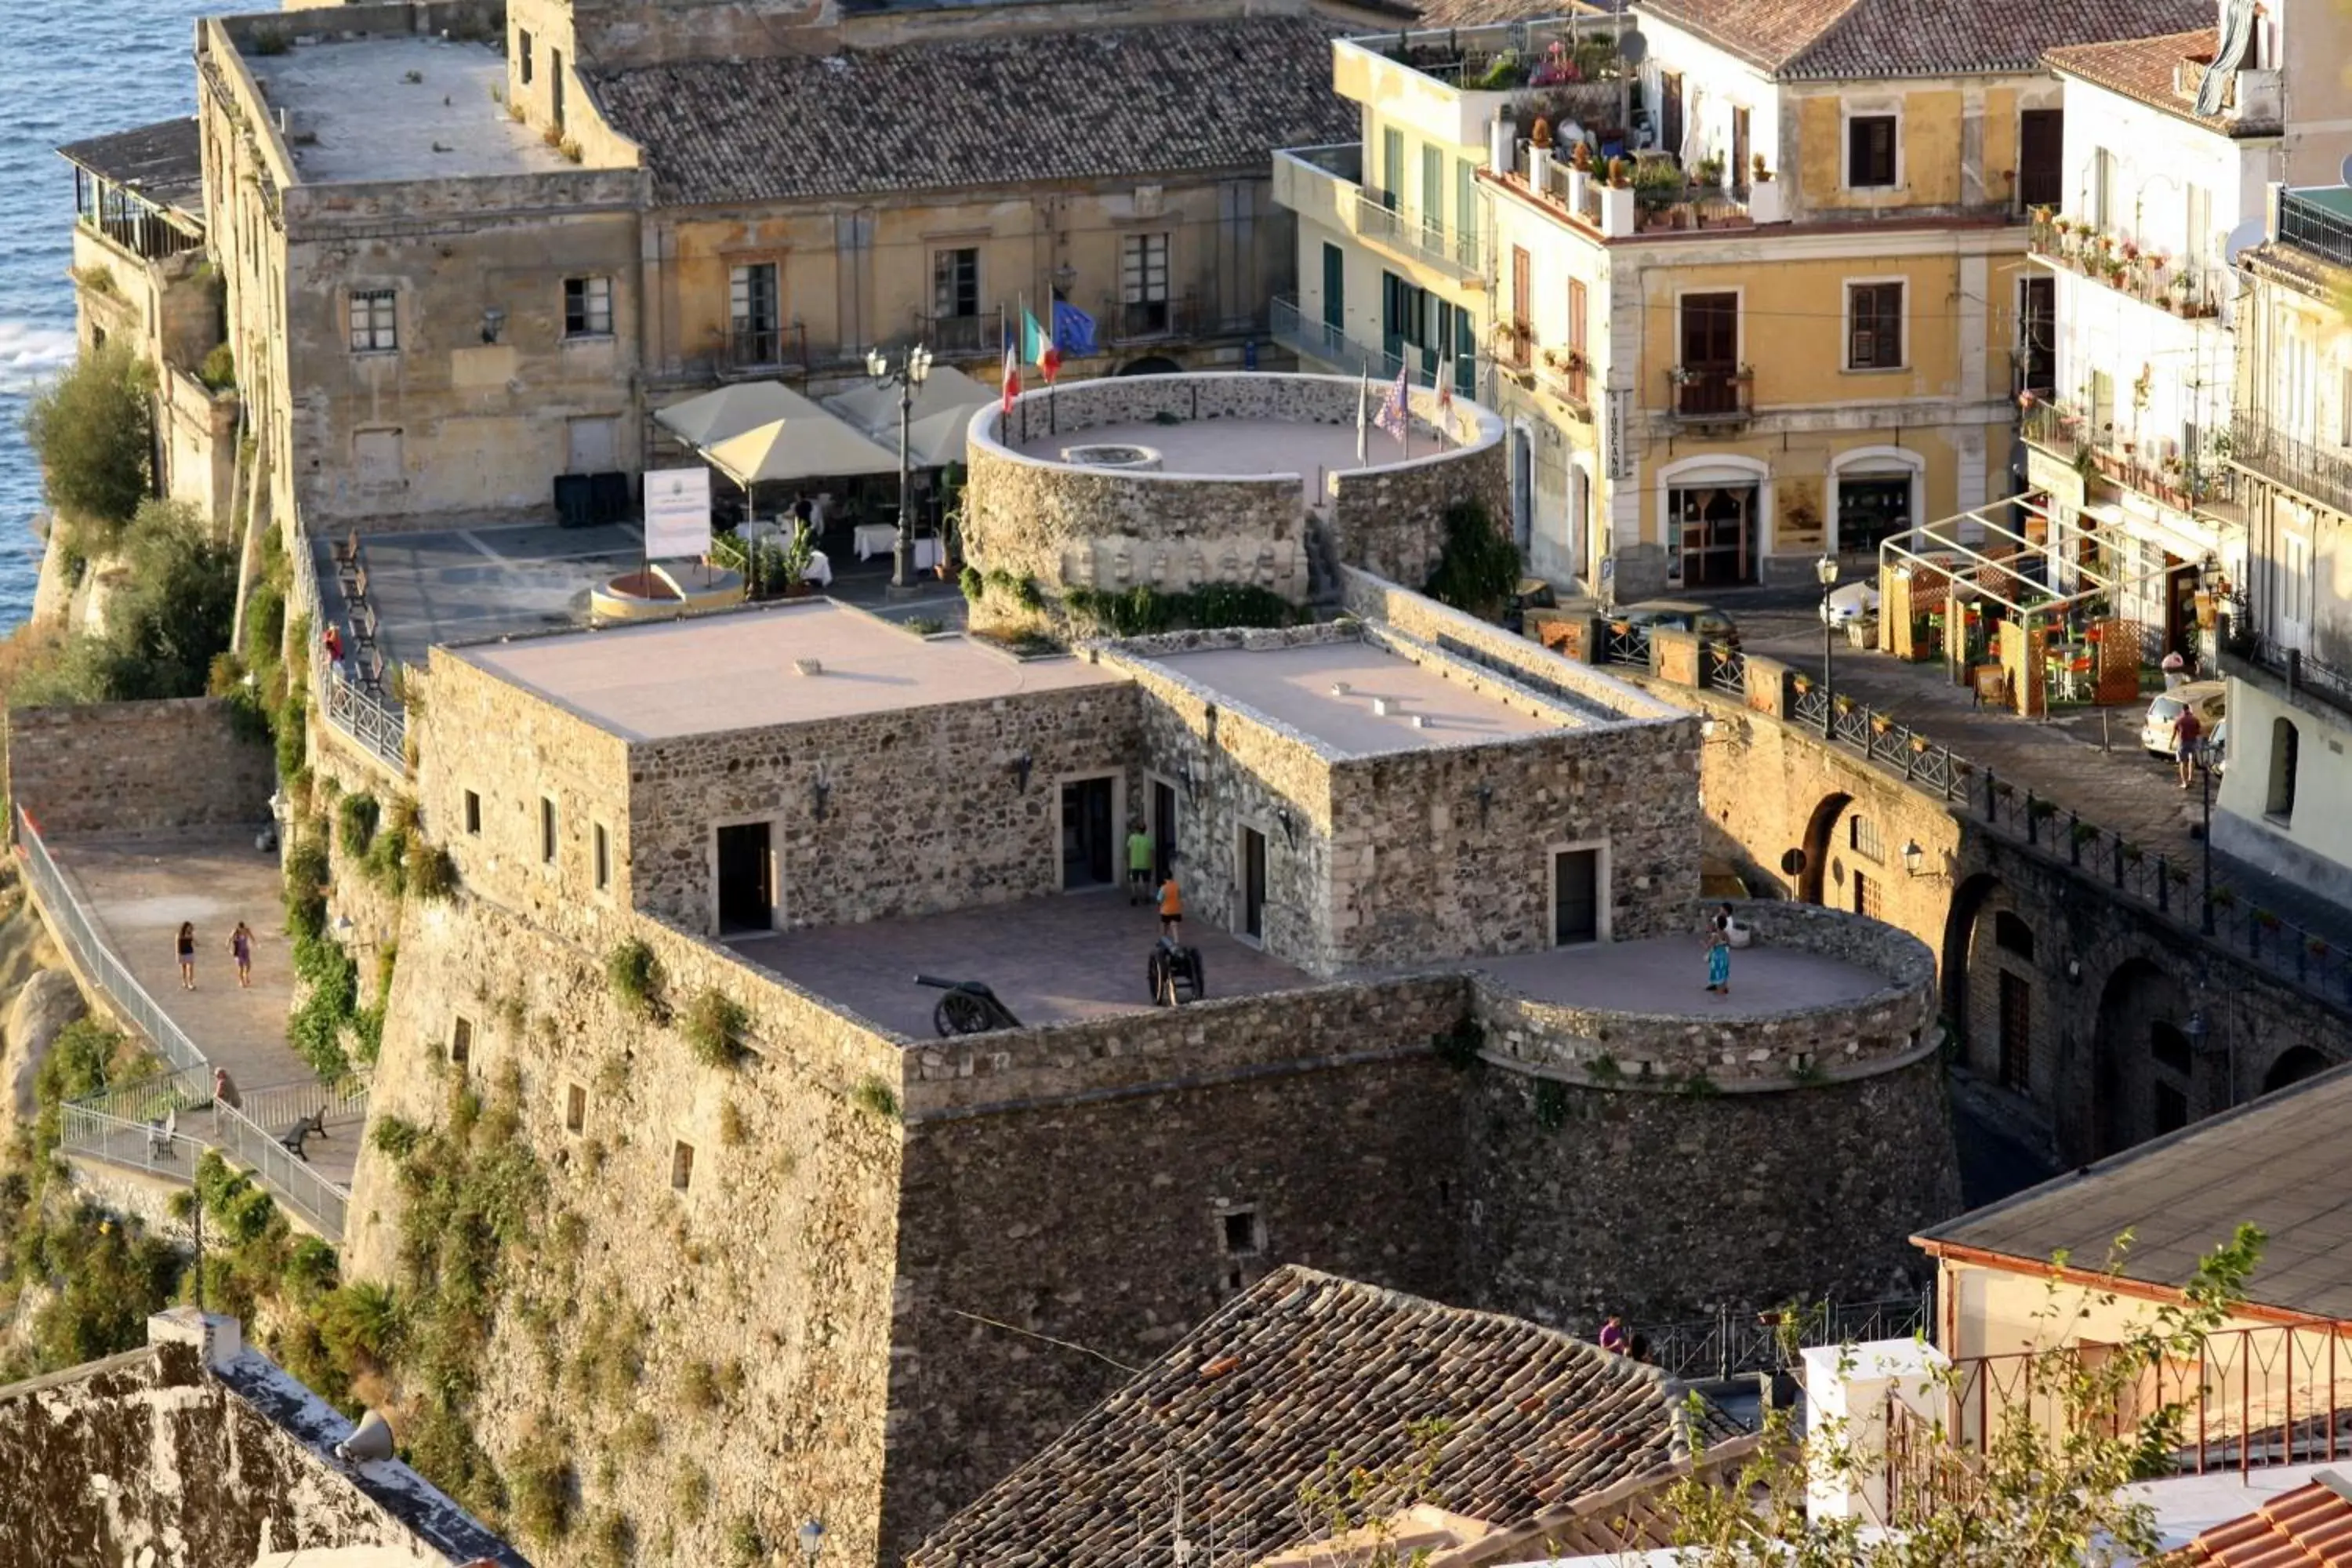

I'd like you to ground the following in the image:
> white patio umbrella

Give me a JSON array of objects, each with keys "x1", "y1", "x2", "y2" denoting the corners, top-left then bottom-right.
[
  {"x1": 702, "y1": 414, "x2": 901, "y2": 488},
  {"x1": 654, "y1": 382, "x2": 822, "y2": 449},
  {"x1": 824, "y1": 364, "x2": 996, "y2": 466}
]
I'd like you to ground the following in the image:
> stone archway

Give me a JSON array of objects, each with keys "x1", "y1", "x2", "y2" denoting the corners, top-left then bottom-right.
[
  {"x1": 1796, "y1": 792, "x2": 1852, "y2": 906},
  {"x1": 2092, "y1": 957, "x2": 2194, "y2": 1158},
  {"x1": 1940, "y1": 871, "x2": 2003, "y2": 1047},
  {"x1": 2264, "y1": 1046, "x2": 2334, "y2": 1095}
]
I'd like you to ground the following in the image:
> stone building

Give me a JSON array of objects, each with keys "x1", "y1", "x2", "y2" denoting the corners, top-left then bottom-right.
[
  {"x1": 57, "y1": 118, "x2": 241, "y2": 528},
  {"x1": 344, "y1": 577, "x2": 1959, "y2": 1564},
  {"x1": 0, "y1": 1307, "x2": 526, "y2": 1568}
]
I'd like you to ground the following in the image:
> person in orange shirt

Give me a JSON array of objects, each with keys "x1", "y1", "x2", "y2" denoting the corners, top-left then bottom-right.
[{"x1": 1158, "y1": 870, "x2": 1183, "y2": 940}]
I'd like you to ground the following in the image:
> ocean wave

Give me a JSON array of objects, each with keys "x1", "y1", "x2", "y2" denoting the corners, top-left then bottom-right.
[{"x1": 0, "y1": 321, "x2": 77, "y2": 395}]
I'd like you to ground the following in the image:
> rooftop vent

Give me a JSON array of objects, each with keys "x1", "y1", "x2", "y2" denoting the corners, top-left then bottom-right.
[
  {"x1": 1374, "y1": 697, "x2": 1402, "y2": 717},
  {"x1": 793, "y1": 658, "x2": 823, "y2": 677},
  {"x1": 1411, "y1": 714, "x2": 1431, "y2": 729},
  {"x1": 1330, "y1": 681, "x2": 1352, "y2": 697}
]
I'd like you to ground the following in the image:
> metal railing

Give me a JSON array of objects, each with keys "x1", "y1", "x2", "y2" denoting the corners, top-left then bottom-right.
[
  {"x1": 1351, "y1": 190, "x2": 1483, "y2": 276},
  {"x1": 2279, "y1": 191, "x2": 2352, "y2": 270},
  {"x1": 20, "y1": 807, "x2": 358, "y2": 1240},
  {"x1": 2229, "y1": 633, "x2": 2352, "y2": 724},
  {"x1": 16, "y1": 808, "x2": 207, "y2": 1074},
  {"x1": 1703, "y1": 639, "x2": 1746, "y2": 697},
  {"x1": 920, "y1": 307, "x2": 1006, "y2": 359},
  {"x1": 60, "y1": 1105, "x2": 211, "y2": 1180},
  {"x1": 286, "y1": 526, "x2": 407, "y2": 772},
  {"x1": 1602, "y1": 620, "x2": 1651, "y2": 668},
  {"x1": 1645, "y1": 1293, "x2": 1932, "y2": 1383},
  {"x1": 2231, "y1": 412, "x2": 2352, "y2": 519},
  {"x1": 1268, "y1": 296, "x2": 1480, "y2": 401},
  {"x1": 1670, "y1": 365, "x2": 1753, "y2": 423}
]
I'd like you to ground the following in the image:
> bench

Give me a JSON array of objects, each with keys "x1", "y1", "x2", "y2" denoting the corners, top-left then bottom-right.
[
  {"x1": 278, "y1": 1109, "x2": 325, "y2": 1162},
  {"x1": 332, "y1": 528, "x2": 360, "y2": 568},
  {"x1": 361, "y1": 648, "x2": 387, "y2": 696}
]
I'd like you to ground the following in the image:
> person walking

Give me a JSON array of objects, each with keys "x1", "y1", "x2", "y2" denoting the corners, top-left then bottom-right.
[
  {"x1": 1158, "y1": 869, "x2": 1185, "y2": 941},
  {"x1": 229, "y1": 920, "x2": 256, "y2": 989},
  {"x1": 176, "y1": 922, "x2": 198, "y2": 990},
  {"x1": 1125, "y1": 820, "x2": 1155, "y2": 906},
  {"x1": 210, "y1": 1067, "x2": 241, "y2": 1112},
  {"x1": 1599, "y1": 1314, "x2": 1628, "y2": 1355},
  {"x1": 1704, "y1": 911, "x2": 1731, "y2": 996},
  {"x1": 2174, "y1": 702, "x2": 2205, "y2": 790},
  {"x1": 322, "y1": 623, "x2": 346, "y2": 683}
]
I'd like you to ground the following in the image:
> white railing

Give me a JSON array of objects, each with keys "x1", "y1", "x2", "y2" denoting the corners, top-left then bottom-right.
[
  {"x1": 61, "y1": 1105, "x2": 210, "y2": 1180},
  {"x1": 16, "y1": 808, "x2": 207, "y2": 1074},
  {"x1": 210, "y1": 1096, "x2": 354, "y2": 1240},
  {"x1": 285, "y1": 528, "x2": 407, "y2": 773}
]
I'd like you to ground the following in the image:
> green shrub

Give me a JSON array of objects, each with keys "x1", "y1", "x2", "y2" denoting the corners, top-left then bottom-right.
[
  {"x1": 851, "y1": 1076, "x2": 900, "y2": 1121},
  {"x1": 274, "y1": 693, "x2": 308, "y2": 776},
  {"x1": 336, "y1": 792, "x2": 380, "y2": 856},
  {"x1": 1422, "y1": 499, "x2": 1520, "y2": 622},
  {"x1": 729, "y1": 1517, "x2": 766, "y2": 1566},
  {"x1": 606, "y1": 939, "x2": 660, "y2": 1019},
  {"x1": 284, "y1": 834, "x2": 329, "y2": 941},
  {"x1": 362, "y1": 823, "x2": 410, "y2": 895},
  {"x1": 10, "y1": 500, "x2": 238, "y2": 707},
  {"x1": 370, "y1": 1115, "x2": 422, "y2": 1160},
  {"x1": 679, "y1": 1358, "x2": 720, "y2": 1411},
  {"x1": 673, "y1": 1461, "x2": 712, "y2": 1523},
  {"x1": 1012, "y1": 575, "x2": 1044, "y2": 612},
  {"x1": 406, "y1": 840, "x2": 457, "y2": 901},
  {"x1": 587, "y1": 1510, "x2": 634, "y2": 1568},
  {"x1": 506, "y1": 1423, "x2": 575, "y2": 1543},
  {"x1": 281, "y1": 1236, "x2": 339, "y2": 1301},
  {"x1": 197, "y1": 343, "x2": 236, "y2": 393},
  {"x1": 681, "y1": 988, "x2": 747, "y2": 1068},
  {"x1": 958, "y1": 564, "x2": 984, "y2": 601},
  {"x1": 22, "y1": 343, "x2": 153, "y2": 549}
]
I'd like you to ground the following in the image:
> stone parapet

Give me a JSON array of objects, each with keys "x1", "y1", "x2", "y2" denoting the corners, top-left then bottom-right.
[
  {"x1": 1472, "y1": 900, "x2": 1938, "y2": 1091},
  {"x1": 9, "y1": 699, "x2": 275, "y2": 836}
]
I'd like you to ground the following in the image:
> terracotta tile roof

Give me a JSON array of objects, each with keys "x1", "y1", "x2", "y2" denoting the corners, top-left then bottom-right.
[
  {"x1": 909, "y1": 1266, "x2": 1742, "y2": 1568},
  {"x1": 54, "y1": 117, "x2": 205, "y2": 217},
  {"x1": 2045, "y1": 29, "x2": 2270, "y2": 136},
  {"x1": 590, "y1": 15, "x2": 1359, "y2": 207},
  {"x1": 2175, "y1": 1474, "x2": 2352, "y2": 1566},
  {"x1": 1638, "y1": 0, "x2": 2212, "y2": 79}
]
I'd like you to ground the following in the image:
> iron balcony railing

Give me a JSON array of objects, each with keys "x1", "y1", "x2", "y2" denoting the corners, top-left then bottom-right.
[
  {"x1": 1268, "y1": 296, "x2": 1481, "y2": 401},
  {"x1": 287, "y1": 528, "x2": 406, "y2": 773},
  {"x1": 1703, "y1": 639, "x2": 1746, "y2": 697},
  {"x1": 920, "y1": 308, "x2": 1007, "y2": 360},
  {"x1": 1352, "y1": 190, "x2": 1483, "y2": 278},
  {"x1": 1644, "y1": 1293, "x2": 1932, "y2": 1384},
  {"x1": 2231, "y1": 412, "x2": 2352, "y2": 519},
  {"x1": 2227, "y1": 633, "x2": 2352, "y2": 724},
  {"x1": 1670, "y1": 365, "x2": 1753, "y2": 423},
  {"x1": 1602, "y1": 620, "x2": 1651, "y2": 668},
  {"x1": 2278, "y1": 191, "x2": 2352, "y2": 271}
]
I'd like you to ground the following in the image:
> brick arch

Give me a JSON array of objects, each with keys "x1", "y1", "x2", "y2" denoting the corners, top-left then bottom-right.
[
  {"x1": 2092, "y1": 956, "x2": 2193, "y2": 1159},
  {"x1": 1796, "y1": 791, "x2": 1853, "y2": 906},
  {"x1": 1940, "y1": 870, "x2": 2003, "y2": 1051},
  {"x1": 2263, "y1": 1045, "x2": 2335, "y2": 1095}
]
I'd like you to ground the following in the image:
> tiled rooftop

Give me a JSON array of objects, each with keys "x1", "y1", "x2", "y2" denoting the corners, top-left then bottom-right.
[
  {"x1": 56, "y1": 117, "x2": 204, "y2": 214},
  {"x1": 1916, "y1": 1062, "x2": 2352, "y2": 1320},
  {"x1": 590, "y1": 15, "x2": 1357, "y2": 204},
  {"x1": 2176, "y1": 1473, "x2": 2352, "y2": 1567},
  {"x1": 2045, "y1": 30, "x2": 2256, "y2": 136},
  {"x1": 1639, "y1": 0, "x2": 2211, "y2": 78},
  {"x1": 909, "y1": 1265, "x2": 1737, "y2": 1568},
  {"x1": 450, "y1": 601, "x2": 1122, "y2": 742}
]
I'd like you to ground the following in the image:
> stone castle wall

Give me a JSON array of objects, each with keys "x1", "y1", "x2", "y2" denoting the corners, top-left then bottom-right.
[
  {"x1": 9, "y1": 699, "x2": 275, "y2": 836},
  {"x1": 1327, "y1": 388, "x2": 1512, "y2": 589},
  {"x1": 1475, "y1": 900, "x2": 1940, "y2": 1089}
]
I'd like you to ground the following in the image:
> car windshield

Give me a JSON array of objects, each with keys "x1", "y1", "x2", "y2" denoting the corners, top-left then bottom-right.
[{"x1": 2148, "y1": 696, "x2": 2184, "y2": 719}]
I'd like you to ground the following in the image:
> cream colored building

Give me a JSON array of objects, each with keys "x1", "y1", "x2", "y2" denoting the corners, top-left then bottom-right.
[
  {"x1": 2213, "y1": 183, "x2": 2352, "y2": 903},
  {"x1": 2021, "y1": 0, "x2": 2352, "y2": 670},
  {"x1": 1280, "y1": 0, "x2": 2220, "y2": 599}
]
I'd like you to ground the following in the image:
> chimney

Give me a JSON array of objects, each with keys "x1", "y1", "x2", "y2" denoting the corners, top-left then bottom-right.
[
  {"x1": 147, "y1": 1306, "x2": 243, "y2": 1372},
  {"x1": 1802, "y1": 1338, "x2": 1949, "y2": 1527}
]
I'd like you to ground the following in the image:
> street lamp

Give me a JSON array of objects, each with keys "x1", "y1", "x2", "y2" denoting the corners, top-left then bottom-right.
[
  {"x1": 1816, "y1": 555, "x2": 1840, "y2": 732},
  {"x1": 866, "y1": 343, "x2": 934, "y2": 591},
  {"x1": 796, "y1": 1519, "x2": 826, "y2": 1568}
]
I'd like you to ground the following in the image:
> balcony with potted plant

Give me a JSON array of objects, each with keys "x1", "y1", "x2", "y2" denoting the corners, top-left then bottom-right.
[{"x1": 2027, "y1": 209, "x2": 2223, "y2": 319}]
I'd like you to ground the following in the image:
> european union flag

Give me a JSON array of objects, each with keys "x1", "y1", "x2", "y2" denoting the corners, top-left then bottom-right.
[{"x1": 1052, "y1": 299, "x2": 1098, "y2": 358}]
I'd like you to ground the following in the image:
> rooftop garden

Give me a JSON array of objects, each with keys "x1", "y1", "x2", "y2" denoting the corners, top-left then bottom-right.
[{"x1": 1376, "y1": 27, "x2": 1625, "y2": 92}]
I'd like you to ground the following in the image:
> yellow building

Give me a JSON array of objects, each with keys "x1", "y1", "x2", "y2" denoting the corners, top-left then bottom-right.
[{"x1": 1283, "y1": 0, "x2": 2215, "y2": 597}]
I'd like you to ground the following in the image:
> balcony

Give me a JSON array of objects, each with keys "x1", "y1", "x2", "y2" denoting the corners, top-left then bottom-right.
[
  {"x1": 2026, "y1": 215, "x2": 2225, "y2": 319},
  {"x1": 1499, "y1": 146, "x2": 1788, "y2": 241},
  {"x1": 1352, "y1": 190, "x2": 1483, "y2": 282},
  {"x1": 1272, "y1": 143, "x2": 1362, "y2": 237},
  {"x1": 1667, "y1": 365, "x2": 1751, "y2": 430},
  {"x1": 2278, "y1": 189, "x2": 2352, "y2": 271},
  {"x1": 1103, "y1": 296, "x2": 1191, "y2": 345},
  {"x1": 2233, "y1": 412, "x2": 2352, "y2": 519},
  {"x1": 1269, "y1": 293, "x2": 1479, "y2": 400},
  {"x1": 725, "y1": 320, "x2": 810, "y2": 372},
  {"x1": 921, "y1": 307, "x2": 1007, "y2": 360},
  {"x1": 1331, "y1": 22, "x2": 1615, "y2": 148},
  {"x1": 2020, "y1": 396, "x2": 2240, "y2": 515}
]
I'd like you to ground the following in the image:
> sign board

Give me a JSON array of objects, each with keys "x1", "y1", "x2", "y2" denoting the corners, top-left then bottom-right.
[
  {"x1": 2024, "y1": 447, "x2": 2085, "y2": 510},
  {"x1": 1604, "y1": 388, "x2": 1635, "y2": 481},
  {"x1": 644, "y1": 467, "x2": 713, "y2": 560}
]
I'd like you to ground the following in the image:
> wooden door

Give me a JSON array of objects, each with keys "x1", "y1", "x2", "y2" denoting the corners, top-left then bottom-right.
[
  {"x1": 2019, "y1": 110, "x2": 2063, "y2": 209},
  {"x1": 1511, "y1": 246, "x2": 1533, "y2": 363}
]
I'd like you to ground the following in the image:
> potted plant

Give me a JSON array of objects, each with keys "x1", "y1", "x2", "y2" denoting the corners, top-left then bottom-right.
[
  {"x1": 776, "y1": 521, "x2": 816, "y2": 597},
  {"x1": 1607, "y1": 155, "x2": 1630, "y2": 188},
  {"x1": 1570, "y1": 140, "x2": 1593, "y2": 172},
  {"x1": 1532, "y1": 116, "x2": 1554, "y2": 150}
]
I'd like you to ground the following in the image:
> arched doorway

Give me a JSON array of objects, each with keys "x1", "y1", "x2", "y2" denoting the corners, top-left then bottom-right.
[
  {"x1": 1115, "y1": 356, "x2": 1181, "y2": 376},
  {"x1": 1795, "y1": 792, "x2": 1852, "y2": 906},
  {"x1": 2092, "y1": 958, "x2": 2194, "y2": 1158},
  {"x1": 2264, "y1": 1046, "x2": 2333, "y2": 1094},
  {"x1": 1937, "y1": 872, "x2": 2005, "y2": 1073}
]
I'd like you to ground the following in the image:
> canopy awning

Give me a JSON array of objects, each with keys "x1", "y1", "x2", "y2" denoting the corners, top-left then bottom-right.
[
  {"x1": 702, "y1": 414, "x2": 900, "y2": 488},
  {"x1": 655, "y1": 382, "x2": 827, "y2": 449},
  {"x1": 823, "y1": 365, "x2": 995, "y2": 468}
]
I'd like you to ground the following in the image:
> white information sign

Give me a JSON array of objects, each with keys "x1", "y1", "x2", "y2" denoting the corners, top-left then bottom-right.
[{"x1": 644, "y1": 467, "x2": 713, "y2": 560}]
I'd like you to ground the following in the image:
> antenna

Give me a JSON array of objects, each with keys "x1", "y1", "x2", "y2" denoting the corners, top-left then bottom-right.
[{"x1": 2223, "y1": 216, "x2": 2266, "y2": 267}]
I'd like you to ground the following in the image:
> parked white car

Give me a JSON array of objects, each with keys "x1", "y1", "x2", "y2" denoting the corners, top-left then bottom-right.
[
  {"x1": 2140, "y1": 681, "x2": 2227, "y2": 757},
  {"x1": 1820, "y1": 580, "x2": 1880, "y2": 625}
]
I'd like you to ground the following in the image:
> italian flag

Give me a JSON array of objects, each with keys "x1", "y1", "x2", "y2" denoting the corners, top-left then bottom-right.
[{"x1": 1022, "y1": 308, "x2": 1062, "y2": 383}]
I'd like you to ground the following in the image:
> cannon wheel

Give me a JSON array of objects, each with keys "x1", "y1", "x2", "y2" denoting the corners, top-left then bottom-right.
[
  {"x1": 935, "y1": 990, "x2": 1000, "y2": 1037},
  {"x1": 1146, "y1": 948, "x2": 1171, "y2": 1005}
]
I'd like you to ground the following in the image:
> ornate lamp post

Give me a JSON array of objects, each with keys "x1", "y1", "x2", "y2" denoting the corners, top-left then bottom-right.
[
  {"x1": 866, "y1": 343, "x2": 934, "y2": 590},
  {"x1": 1816, "y1": 554, "x2": 1840, "y2": 732}
]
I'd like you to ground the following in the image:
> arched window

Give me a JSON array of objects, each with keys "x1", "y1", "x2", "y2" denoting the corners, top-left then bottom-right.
[{"x1": 2268, "y1": 717, "x2": 2300, "y2": 821}]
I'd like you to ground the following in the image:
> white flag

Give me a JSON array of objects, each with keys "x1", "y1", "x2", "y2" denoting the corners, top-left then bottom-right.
[{"x1": 1356, "y1": 371, "x2": 1370, "y2": 462}]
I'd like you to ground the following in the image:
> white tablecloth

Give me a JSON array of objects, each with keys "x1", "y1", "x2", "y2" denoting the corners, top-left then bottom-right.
[
  {"x1": 804, "y1": 549, "x2": 833, "y2": 588},
  {"x1": 853, "y1": 523, "x2": 897, "y2": 561}
]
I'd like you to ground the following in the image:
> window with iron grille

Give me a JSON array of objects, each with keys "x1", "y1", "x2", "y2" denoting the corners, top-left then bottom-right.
[
  {"x1": 564, "y1": 275, "x2": 612, "y2": 337},
  {"x1": 1847, "y1": 115, "x2": 1898, "y2": 188},
  {"x1": 348, "y1": 289, "x2": 397, "y2": 353},
  {"x1": 932, "y1": 248, "x2": 979, "y2": 319},
  {"x1": 1847, "y1": 281, "x2": 1904, "y2": 370},
  {"x1": 1854, "y1": 869, "x2": 1882, "y2": 921}
]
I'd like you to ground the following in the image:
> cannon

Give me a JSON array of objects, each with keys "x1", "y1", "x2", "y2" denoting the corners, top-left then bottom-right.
[
  {"x1": 914, "y1": 974, "x2": 1024, "y2": 1037},
  {"x1": 1146, "y1": 938, "x2": 1207, "y2": 1007}
]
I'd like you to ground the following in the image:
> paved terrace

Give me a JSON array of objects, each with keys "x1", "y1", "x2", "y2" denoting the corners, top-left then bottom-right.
[
  {"x1": 244, "y1": 35, "x2": 579, "y2": 183},
  {"x1": 1480, "y1": 935, "x2": 1883, "y2": 1015},
  {"x1": 1147, "y1": 641, "x2": 1564, "y2": 755},
  {"x1": 313, "y1": 521, "x2": 963, "y2": 677},
  {"x1": 1007, "y1": 412, "x2": 1455, "y2": 504},
  {"x1": 46, "y1": 830, "x2": 358, "y2": 1188},
  {"x1": 734, "y1": 894, "x2": 1311, "y2": 1039}
]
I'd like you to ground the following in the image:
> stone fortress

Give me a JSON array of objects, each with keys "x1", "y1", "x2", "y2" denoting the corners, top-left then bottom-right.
[{"x1": 324, "y1": 514, "x2": 1958, "y2": 1560}]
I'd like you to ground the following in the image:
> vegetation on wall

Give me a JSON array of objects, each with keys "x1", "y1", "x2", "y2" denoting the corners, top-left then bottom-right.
[
  {"x1": 13, "y1": 500, "x2": 238, "y2": 709},
  {"x1": 1061, "y1": 583, "x2": 1298, "y2": 637},
  {"x1": 1422, "y1": 499, "x2": 1520, "y2": 622},
  {"x1": 21, "y1": 343, "x2": 153, "y2": 554}
]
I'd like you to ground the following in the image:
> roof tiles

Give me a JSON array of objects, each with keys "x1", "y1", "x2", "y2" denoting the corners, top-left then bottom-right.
[
  {"x1": 2045, "y1": 29, "x2": 2268, "y2": 136},
  {"x1": 2177, "y1": 1475, "x2": 2352, "y2": 1566},
  {"x1": 1638, "y1": 0, "x2": 2212, "y2": 78},
  {"x1": 909, "y1": 1266, "x2": 1740, "y2": 1568},
  {"x1": 590, "y1": 16, "x2": 1359, "y2": 207}
]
